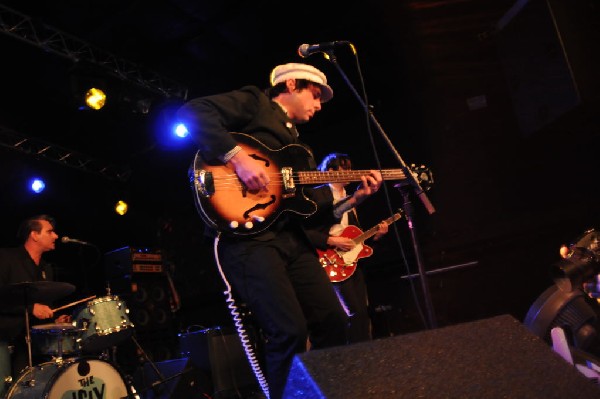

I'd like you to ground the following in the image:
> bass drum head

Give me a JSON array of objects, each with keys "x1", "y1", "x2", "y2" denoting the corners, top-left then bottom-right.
[
  {"x1": 6, "y1": 358, "x2": 132, "y2": 399},
  {"x1": 47, "y1": 358, "x2": 130, "y2": 399}
]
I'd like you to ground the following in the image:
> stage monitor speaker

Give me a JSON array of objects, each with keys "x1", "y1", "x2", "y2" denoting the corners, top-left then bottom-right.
[
  {"x1": 133, "y1": 357, "x2": 211, "y2": 399},
  {"x1": 284, "y1": 314, "x2": 600, "y2": 398}
]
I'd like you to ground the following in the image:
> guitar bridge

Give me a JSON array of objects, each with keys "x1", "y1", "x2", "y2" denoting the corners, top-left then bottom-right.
[
  {"x1": 193, "y1": 169, "x2": 214, "y2": 197},
  {"x1": 281, "y1": 167, "x2": 296, "y2": 195}
]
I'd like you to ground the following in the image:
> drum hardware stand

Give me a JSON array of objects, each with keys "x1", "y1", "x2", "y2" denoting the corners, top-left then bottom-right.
[
  {"x1": 324, "y1": 46, "x2": 438, "y2": 329},
  {"x1": 54, "y1": 330, "x2": 65, "y2": 362},
  {"x1": 22, "y1": 287, "x2": 34, "y2": 370},
  {"x1": 129, "y1": 335, "x2": 170, "y2": 396},
  {"x1": 129, "y1": 366, "x2": 195, "y2": 399}
]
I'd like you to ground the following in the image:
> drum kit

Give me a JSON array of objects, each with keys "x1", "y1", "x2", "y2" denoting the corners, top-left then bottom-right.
[{"x1": 0, "y1": 281, "x2": 141, "y2": 399}]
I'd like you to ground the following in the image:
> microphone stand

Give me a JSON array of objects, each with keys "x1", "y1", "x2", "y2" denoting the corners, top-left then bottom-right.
[{"x1": 323, "y1": 48, "x2": 438, "y2": 329}]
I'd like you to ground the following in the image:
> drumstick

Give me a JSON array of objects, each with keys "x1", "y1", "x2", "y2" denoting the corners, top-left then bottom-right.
[{"x1": 52, "y1": 295, "x2": 96, "y2": 312}]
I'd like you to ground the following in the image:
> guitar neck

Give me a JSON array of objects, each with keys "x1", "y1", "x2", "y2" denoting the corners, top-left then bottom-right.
[
  {"x1": 353, "y1": 213, "x2": 402, "y2": 244},
  {"x1": 297, "y1": 169, "x2": 407, "y2": 185}
]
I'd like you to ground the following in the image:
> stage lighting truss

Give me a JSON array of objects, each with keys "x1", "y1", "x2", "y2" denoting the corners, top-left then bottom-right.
[
  {"x1": 0, "y1": 4, "x2": 187, "y2": 100},
  {"x1": 0, "y1": 125, "x2": 131, "y2": 182}
]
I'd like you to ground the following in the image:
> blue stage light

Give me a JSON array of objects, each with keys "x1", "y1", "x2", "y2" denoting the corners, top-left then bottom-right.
[
  {"x1": 174, "y1": 123, "x2": 189, "y2": 138},
  {"x1": 30, "y1": 178, "x2": 46, "y2": 194}
]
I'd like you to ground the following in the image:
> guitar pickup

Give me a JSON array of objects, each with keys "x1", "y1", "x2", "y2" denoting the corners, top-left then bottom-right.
[
  {"x1": 281, "y1": 167, "x2": 296, "y2": 195},
  {"x1": 192, "y1": 169, "x2": 214, "y2": 197}
]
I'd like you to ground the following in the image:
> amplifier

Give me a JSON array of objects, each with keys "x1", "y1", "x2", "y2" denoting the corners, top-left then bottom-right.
[{"x1": 104, "y1": 246, "x2": 163, "y2": 277}]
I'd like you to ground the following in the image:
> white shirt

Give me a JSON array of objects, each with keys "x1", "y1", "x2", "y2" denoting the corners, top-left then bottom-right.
[{"x1": 329, "y1": 184, "x2": 351, "y2": 236}]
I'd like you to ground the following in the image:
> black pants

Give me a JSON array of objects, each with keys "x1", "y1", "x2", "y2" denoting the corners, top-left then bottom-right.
[
  {"x1": 333, "y1": 267, "x2": 372, "y2": 343},
  {"x1": 216, "y1": 228, "x2": 348, "y2": 399}
]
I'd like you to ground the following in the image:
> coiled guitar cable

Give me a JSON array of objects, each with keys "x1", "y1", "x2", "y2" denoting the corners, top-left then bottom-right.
[{"x1": 213, "y1": 234, "x2": 270, "y2": 399}]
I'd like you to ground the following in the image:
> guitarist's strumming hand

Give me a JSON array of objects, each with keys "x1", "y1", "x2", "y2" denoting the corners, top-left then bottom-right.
[
  {"x1": 228, "y1": 149, "x2": 270, "y2": 192},
  {"x1": 328, "y1": 235, "x2": 356, "y2": 251}
]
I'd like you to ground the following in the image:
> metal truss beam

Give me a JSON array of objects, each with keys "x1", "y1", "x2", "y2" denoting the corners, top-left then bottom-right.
[
  {"x1": 0, "y1": 4, "x2": 187, "y2": 99},
  {"x1": 0, "y1": 125, "x2": 131, "y2": 182}
]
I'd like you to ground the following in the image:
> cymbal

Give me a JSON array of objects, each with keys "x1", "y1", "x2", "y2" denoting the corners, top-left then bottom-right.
[
  {"x1": 0, "y1": 281, "x2": 76, "y2": 306},
  {"x1": 31, "y1": 322, "x2": 77, "y2": 331}
]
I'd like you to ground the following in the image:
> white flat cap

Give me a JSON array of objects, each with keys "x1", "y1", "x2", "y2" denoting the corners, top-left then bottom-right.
[{"x1": 270, "y1": 63, "x2": 333, "y2": 102}]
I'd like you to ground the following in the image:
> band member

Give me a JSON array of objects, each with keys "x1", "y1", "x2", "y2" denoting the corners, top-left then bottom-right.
[
  {"x1": 0, "y1": 214, "x2": 71, "y2": 392},
  {"x1": 304, "y1": 153, "x2": 388, "y2": 343},
  {"x1": 177, "y1": 62, "x2": 383, "y2": 399}
]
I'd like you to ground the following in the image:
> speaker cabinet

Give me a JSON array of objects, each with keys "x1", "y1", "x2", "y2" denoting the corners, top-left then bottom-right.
[
  {"x1": 133, "y1": 357, "x2": 211, "y2": 399},
  {"x1": 104, "y1": 246, "x2": 179, "y2": 362},
  {"x1": 284, "y1": 314, "x2": 600, "y2": 398},
  {"x1": 179, "y1": 327, "x2": 261, "y2": 398},
  {"x1": 497, "y1": 0, "x2": 600, "y2": 136}
]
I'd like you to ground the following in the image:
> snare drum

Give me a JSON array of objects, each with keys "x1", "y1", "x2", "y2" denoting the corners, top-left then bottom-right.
[
  {"x1": 5, "y1": 358, "x2": 132, "y2": 399},
  {"x1": 30, "y1": 323, "x2": 80, "y2": 357},
  {"x1": 73, "y1": 295, "x2": 135, "y2": 352}
]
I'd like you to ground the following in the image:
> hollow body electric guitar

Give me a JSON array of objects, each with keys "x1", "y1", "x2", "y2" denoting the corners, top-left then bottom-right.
[
  {"x1": 318, "y1": 212, "x2": 403, "y2": 283},
  {"x1": 190, "y1": 133, "x2": 430, "y2": 236}
]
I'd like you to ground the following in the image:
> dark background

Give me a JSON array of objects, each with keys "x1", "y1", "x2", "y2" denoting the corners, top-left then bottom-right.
[{"x1": 1, "y1": 0, "x2": 598, "y2": 359}]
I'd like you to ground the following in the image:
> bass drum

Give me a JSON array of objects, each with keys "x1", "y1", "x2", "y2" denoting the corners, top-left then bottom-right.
[{"x1": 5, "y1": 358, "x2": 132, "y2": 399}]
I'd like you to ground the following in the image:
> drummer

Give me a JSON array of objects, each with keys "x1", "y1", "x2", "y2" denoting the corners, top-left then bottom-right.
[{"x1": 0, "y1": 215, "x2": 72, "y2": 394}]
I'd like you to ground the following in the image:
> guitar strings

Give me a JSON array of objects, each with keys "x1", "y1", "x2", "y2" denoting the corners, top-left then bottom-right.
[{"x1": 203, "y1": 170, "x2": 408, "y2": 190}]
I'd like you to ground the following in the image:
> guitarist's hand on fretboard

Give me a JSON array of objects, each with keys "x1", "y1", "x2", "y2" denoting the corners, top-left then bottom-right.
[
  {"x1": 353, "y1": 170, "x2": 383, "y2": 205},
  {"x1": 373, "y1": 221, "x2": 389, "y2": 241}
]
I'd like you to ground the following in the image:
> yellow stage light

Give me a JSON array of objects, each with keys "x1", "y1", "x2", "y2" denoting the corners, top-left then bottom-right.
[
  {"x1": 85, "y1": 87, "x2": 107, "y2": 110},
  {"x1": 115, "y1": 200, "x2": 128, "y2": 215}
]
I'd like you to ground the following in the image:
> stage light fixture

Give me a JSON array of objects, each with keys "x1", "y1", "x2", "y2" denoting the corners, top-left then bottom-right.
[
  {"x1": 524, "y1": 284, "x2": 599, "y2": 351},
  {"x1": 85, "y1": 87, "x2": 107, "y2": 110},
  {"x1": 115, "y1": 200, "x2": 128, "y2": 215},
  {"x1": 553, "y1": 229, "x2": 600, "y2": 292},
  {"x1": 174, "y1": 123, "x2": 188, "y2": 138},
  {"x1": 29, "y1": 178, "x2": 46, "y2": 194}
]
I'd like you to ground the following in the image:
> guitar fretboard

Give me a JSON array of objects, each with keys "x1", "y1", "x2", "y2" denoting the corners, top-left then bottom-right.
[
  {"x1": 297, "y1": 169, "x2": 407, "y2": 185},
  {"x1": 353, "y1": 213, "x2": 402, "y2": 244}
]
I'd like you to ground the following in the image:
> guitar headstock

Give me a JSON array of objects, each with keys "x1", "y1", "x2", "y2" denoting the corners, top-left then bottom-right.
[{"x1": 409, "y1": 164, "x2": 434, "y2": 191}]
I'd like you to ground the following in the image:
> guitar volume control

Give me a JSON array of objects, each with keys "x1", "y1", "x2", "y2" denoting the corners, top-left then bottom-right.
[
  {"x1": 252, "y1": 215, "x2": 265, "y2": 223},
  {"x1": 244, "y1": 221, "x2": 254, "y2": 229},
  {"x1": 229, "y1": 221, "x2": 239, "y2": 229}
]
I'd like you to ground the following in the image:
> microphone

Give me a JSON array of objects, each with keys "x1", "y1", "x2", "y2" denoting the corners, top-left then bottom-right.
[
  {"x1": 61, "y1": 236, "x2": 92, "y2": 246},
  {"x1": 297, "y1": 41, "x2": 349, "y2": 58}
]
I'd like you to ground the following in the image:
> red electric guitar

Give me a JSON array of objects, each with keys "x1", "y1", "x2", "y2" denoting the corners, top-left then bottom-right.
[{"x1": 318, "y1": 212, "x2": 403, "y2": 283}]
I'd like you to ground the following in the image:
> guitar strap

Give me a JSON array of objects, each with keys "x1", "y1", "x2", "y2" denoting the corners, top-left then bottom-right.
[{"x1": 347, "y1": 208, "x2": 361, "y2": 229}]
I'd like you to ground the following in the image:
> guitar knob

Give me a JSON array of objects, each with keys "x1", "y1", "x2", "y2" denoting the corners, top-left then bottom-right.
[
  {"x1": 252, "y1": 215, "x2": 265, "y2": 223},
  {"x1": 244, "y1": 221, "x2": 254, "y2": 229},
  {"x1": 229, "y1": 221, "x2": 239, "y2": 229}
]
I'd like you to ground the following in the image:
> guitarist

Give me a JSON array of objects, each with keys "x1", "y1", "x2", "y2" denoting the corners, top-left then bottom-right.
[
  {"x1": 176, "y1": 63, "x2": 384, "y2": 399},
  {"x1": 304, "y1": 153, "x2": 389, "y2": 344}
]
